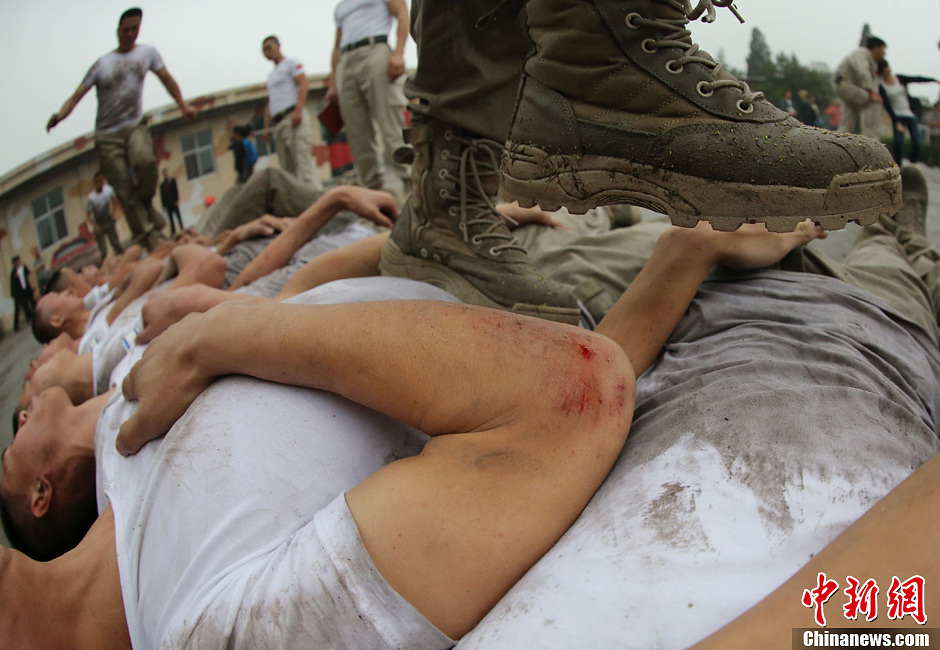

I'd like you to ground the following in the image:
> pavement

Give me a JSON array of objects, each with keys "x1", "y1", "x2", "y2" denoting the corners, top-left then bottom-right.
[{"x1": 1, "y1": 163, "x2": 938, "y2": 550}]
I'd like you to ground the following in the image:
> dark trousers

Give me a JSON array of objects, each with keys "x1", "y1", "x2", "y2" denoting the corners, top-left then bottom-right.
[
  {"x1": 12, "y1": 292, "x2": 35, "y2": 330},
  {"x1": 891, "y1": 115, "x2": 922, "y2": 164},
  {"x1": 166, "y1": 205, "x2": 184, "y2": 234}
]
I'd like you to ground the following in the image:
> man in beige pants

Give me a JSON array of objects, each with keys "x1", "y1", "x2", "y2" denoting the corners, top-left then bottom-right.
[
  {"x1": 834, "y1": 36, "x2": 888, "y2": 138},
  {"x1": 262, "y1": 36, "x2": 323, "y2": 191},
  {"x1": 327, "y1": 0, "x2": 410, "y2": 202}
]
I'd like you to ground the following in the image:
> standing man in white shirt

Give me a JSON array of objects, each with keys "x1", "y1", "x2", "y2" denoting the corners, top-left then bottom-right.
[
  {"x1": 327, "y1": 0, "x2": 410, "y2": 202},
  {"x1": 47, "y1": 7, "x2": 197, "y2": 250},
  {"x1": 86, "y1": 171, "x2": 124, "y2": 259},
  {"x1": 262, "y1": 36, "x2": 323, "y2": 191}
]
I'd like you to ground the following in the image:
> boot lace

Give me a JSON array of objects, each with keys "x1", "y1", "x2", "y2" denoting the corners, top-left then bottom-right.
[
  {"x1": 438, "y1": 133, "x2": 525, "y2": 256},
  {"x1": 627, "y1": 0, "x2": 764, "y2": 111}
]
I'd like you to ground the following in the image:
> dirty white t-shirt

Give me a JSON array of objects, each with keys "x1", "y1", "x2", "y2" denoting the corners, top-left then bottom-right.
[
  {"x1": 459, "y1": 271, "x2": 940, "y2": 649},
  {"x1": 95, "y1": 277, "x2": 459, "y2": 649},
  {"x1": 81, "y1": 44, "x2": 165, "y2": 133}
]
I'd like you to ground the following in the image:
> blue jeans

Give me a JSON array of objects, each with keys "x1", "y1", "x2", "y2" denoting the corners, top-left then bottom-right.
[{"x1": 892, "y1": 115, "x2": 921, "y2": 163}]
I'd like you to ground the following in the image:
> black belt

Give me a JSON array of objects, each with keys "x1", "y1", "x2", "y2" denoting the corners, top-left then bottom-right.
[
  {"x1": 272, "y1": 105, "x2": 296, "y2": 125},
  {"x1": 341, "y1": 34, "x2": 388, "y2": 53}
]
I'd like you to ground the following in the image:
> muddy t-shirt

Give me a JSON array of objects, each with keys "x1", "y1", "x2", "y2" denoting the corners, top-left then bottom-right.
[
  {"x1": 458, "y1": 271, "x2": 940, "y2": 649},
  {"x1": 81, "y1": 44, "x2": 164, "y2": 133},
  {"x1": 95, "y1": 278, "x2": 460, "y2": 649}
]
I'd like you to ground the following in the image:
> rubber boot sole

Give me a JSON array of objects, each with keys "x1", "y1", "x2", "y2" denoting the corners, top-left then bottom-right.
[
  {"x1": 500, "y1": 143, "x2": 902, "y2": 233},
  {"x1": 379, "y1": 239, "x2": 581, "y2": 325}
]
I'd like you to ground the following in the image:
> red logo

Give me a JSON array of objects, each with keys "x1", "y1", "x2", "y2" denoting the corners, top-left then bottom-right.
[{"x1": 801, "y1": 573, "x2": 927, "y2": 626}]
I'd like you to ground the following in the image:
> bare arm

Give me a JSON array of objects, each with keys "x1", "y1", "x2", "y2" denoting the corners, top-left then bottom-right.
[
  {"x1": 227, "y1": 186, "x2": 397, "y2": 290},
  {"x1": 154, "y1": 67, "x2": 196, "y2": 120},
  {"x1": 291, "y1": 74, "x2": 310, "y2": 126},
  {"x1": 47, "y1": 83, "x2": 92, "y2": 131},
  {"x1": 117, "y1": 298, "x2": 633, "y2": 639},
  {"x1": 694, "y1": 453, "x2": 940, "y2": 649},
  {"x1": 137, "y1": 285, "x2": 262, "y2": 344},
  {"x1": 276, "y1": 232, "x2": 387, "y2": 300},
  {"x1": 326, "y1": 28, "x2": 342, "y2": 103},
  {"x1": 597, "y1": 221, "x2": 825, "y2": 376},
  {"x1": 107, "y1": 245, "x2": 224, "y2": 324},
  {"x1": 387, "y1": 0, "x2": 409, "y2": 80}
]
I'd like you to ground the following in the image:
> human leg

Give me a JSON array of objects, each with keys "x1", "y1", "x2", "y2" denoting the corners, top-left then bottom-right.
[
  {"x1": 338, "y1": 47, "x2": 383, "y2": 189},
  {"x1": 105, "y1": 223, "x2": 124, "y2": 256},
  {"x1": 363, "y1": 45, "x2": 409, "y2": 196},
  {"x1": 127, "y1": 123, "x2": 164, "y2": 232},
  {"x1": 902, "y1": 115, "x2": 921, "y2": 163},
  {"x1": 801, "y1": 166, "x2": 938, "y2": 341},
  {"x1": 499, "y1": 0, "x2": 899, "y2": 232},
  {"x1": 95, "y1": 131, "x2": 148, "y2": 243},
  {"x1": 200, "y1": 168, "x2": 323, "y2": 236},
  {"x1": 407, "y1": 0, "x2": 528, "y2": 142},
  {"x1": 514, "y1": 209, "x2": 671, "y2": 323},
  {"x1": 94, "y1": 226, "x2": 110, "y2": 259},
  {"x1": 273, "y1": 119, "x2": 297, "y2": 178},
  {"x1": 288, "y1": 110, "x2": 322, "y2": 191},
  {"x1": 171, "y1": 206, "x2": 184, "y2": 233},
  {"x1": 891, "y1": 119, "x2": 905, "y2": 163}
]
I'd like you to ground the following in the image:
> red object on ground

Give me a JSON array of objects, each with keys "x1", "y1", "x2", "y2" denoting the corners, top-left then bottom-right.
[{"x1": 204, "y1": 196, "x2": 216, "y2": 207}]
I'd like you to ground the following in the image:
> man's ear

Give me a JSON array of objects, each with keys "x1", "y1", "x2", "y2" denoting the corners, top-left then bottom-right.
[
  {"x1": 30, "y1": 476, "x2": 53, "y2": 518},
  {"x1": 49, "y1": 312, "x2": 65, "y2": 330}
]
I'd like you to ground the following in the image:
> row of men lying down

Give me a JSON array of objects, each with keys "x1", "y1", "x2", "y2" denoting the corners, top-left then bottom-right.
[{"x1": 3, "y1": 165, "x2": 939, "y2": 649}]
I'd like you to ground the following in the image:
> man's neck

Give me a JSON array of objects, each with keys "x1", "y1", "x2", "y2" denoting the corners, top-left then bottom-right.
[
  {"x1": 116, "y1": 42, "x2": 136, "y2": 54},
  {"x1": 66, "y1": 309, "x2": 91, "y2": 341},
  {"x1": 65, "y1": 391, "x2": 113, "y2": 455},
  {"x1": 273, "y1": 54, "x2": 285, "y2": 65},
  {"x1": 0, "y1": 511, "x2": 130, "y2": 649}
]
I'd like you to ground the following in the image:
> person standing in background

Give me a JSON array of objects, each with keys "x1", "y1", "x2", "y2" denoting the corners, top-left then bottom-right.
[
  {"x1": 159, "y1": 169, "x2": 183, "y2": 234},
  {"x1": 46, "y1": 7, "x2": 197, "y2": 249},
  {"x1": 327, "y1": 0, "x2": 410, "y2": 202},
  {"x1": 262, "y1": 36, "x2": 322, "y2": 190},
  {"x1": 86, "y1": 171, "x2": 124, "y2": 258},
  {"x1": 8, "y1": 256, "x2": 36, "y2": 331},
  {"x1": 834, "y1": 36, "x2": 887, "y2": 138}
]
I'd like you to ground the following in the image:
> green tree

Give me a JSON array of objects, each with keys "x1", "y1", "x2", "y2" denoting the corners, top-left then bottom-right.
[{"x1": 746, "y1": 27, "x2": 775, "y2": 83}]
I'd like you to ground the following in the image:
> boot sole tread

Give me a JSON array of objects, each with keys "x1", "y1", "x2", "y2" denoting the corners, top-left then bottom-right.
[{"x1": 500, "y1": 143, "x2": 902, "y2": 233}]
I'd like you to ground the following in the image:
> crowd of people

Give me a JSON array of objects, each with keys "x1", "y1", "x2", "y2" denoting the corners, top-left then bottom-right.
[{"x1": 4, "y1": 1, "x2": 940, "y2": 648}]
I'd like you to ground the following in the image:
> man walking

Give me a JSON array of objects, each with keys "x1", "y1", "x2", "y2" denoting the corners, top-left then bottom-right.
[
  {"x1": 47, "y1": 7, "x2": 197, "y2": 249},
  {"x1": 159, "y1": 169, "x2": 183, "y2": 234},
  {"x1": 328, "y1": 0, "x2": 410, "y2": 201},
  {"x1": 8, "y1": 256, "x2": 36, "y2": 331},
  {"x1": 86, "y1": 171, "x2": 124, "y2": 258},
  {"x1": 834, "y1": 36, "x2": 888, "y2": 138},
  {"x1": 262, "y1": 36, "x2": 323, "y2": 190}
]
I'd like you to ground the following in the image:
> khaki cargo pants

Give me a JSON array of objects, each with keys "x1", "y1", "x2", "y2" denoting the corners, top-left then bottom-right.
[
  {"x1": 95, "y1": 121, "x2": 161, "y2": 244},
  {"x1": 336, "y1": 42, "x2": 408, "y2": 197},
  {"x1": 272, "y1": 108, "x2": 323, "y2": 190}
]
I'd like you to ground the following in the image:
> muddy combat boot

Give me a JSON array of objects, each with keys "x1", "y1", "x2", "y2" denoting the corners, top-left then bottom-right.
[
  {"x1": 379, "y1": 117, "x2": 582, "y2": 324},
  {"x1": 500, "y1": 0, "x2": 901, "y2": 232}
]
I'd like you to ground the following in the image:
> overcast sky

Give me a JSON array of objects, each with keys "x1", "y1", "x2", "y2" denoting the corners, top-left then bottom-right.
[{"x1": 2, "y1": 0, "x2": 938, "y2": 178}]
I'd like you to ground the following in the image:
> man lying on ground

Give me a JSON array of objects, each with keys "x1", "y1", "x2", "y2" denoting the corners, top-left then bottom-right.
[
  {"x1": 32, "y1": 243, "x2": 225, "y2": 345},
  {"x1": 1, "y1": 219, "x2": 827, "y2": 646}
]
